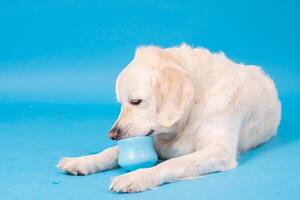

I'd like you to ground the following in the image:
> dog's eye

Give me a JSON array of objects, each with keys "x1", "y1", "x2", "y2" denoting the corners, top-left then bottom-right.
[{"x1": 129, "y1": 99, "x2": 142, "y2": 105}]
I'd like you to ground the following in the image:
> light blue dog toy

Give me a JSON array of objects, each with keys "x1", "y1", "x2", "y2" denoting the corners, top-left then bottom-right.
[{"x1": 117, "y1": 136, "x2": 158, "y2": 171}]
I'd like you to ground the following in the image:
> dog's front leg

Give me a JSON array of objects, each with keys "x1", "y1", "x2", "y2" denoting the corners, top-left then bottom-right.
[
  {"x1": 57, "y1": 146, "x2": 118, "y2": 175},
  {"x1": 110, "y1": 144, "x2": 237, "y2": 193}
]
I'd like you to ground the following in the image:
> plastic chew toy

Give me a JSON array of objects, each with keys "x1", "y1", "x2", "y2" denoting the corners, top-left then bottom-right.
[{"x1": 117, "y1": 136, "x2": 158, "y2": 171}]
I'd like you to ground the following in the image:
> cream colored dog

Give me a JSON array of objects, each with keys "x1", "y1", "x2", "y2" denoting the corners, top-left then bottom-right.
[{"x1": 58, "y1": 44, "x2": 281, "y2": 193}]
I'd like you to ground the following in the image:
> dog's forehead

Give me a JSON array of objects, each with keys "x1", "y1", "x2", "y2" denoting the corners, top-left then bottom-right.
[
  {"x1": 116, "y1": 63, "x2": 153, "y2": 101},
  {"x1": 119, "y1": 64, "x2": 152, "y2": 85}
]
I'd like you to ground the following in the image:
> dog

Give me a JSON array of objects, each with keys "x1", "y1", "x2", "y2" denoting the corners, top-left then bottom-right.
[{"x1": 58, "y1": 44, "x2": 281, "y2": 193}]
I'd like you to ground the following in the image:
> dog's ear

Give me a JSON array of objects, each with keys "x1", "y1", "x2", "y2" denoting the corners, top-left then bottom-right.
[{"x1": 153, "y1": 67, "x2": 195, "y2": 127}]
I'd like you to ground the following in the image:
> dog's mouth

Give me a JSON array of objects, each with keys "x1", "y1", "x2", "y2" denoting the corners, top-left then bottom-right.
[
  {"x1": 109, "y1": 128, "x2": 155, "y2": 140},
  {"x1": 146, "y1": 129, "x2": 154, "y2": 136}
]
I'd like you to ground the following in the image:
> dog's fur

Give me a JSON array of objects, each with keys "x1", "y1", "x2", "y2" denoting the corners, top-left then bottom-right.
[{"x1": 58, "y1": 44, "x2": 281, "y2": 193}]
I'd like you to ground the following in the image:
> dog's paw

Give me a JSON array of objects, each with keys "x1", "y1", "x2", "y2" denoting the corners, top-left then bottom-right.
[
  {"x1": 109, "y1": 169, "x2": 159, "y2": 193},
  {"x1": 57, "y1": 157, "x2": 99, "y2": 175}
]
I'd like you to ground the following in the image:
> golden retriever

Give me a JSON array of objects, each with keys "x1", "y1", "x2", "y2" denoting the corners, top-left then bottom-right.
[{"x1": 58, "y1": 44, "x2": 281, "y2": 193}]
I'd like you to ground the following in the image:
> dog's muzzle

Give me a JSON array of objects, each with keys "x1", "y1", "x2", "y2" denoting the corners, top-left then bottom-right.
[{"x1": 108, "y1": 126, "x2": 123, "y2": 140}]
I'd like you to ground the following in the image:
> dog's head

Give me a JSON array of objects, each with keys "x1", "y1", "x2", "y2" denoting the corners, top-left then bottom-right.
[{"x1": 109, "y1": 46, "x2": 195, "y2": 140}]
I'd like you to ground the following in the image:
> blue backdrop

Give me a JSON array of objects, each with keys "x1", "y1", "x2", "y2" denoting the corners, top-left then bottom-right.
[{"x1": 0, "y1": 1, "x2": 299, "y2": 199}]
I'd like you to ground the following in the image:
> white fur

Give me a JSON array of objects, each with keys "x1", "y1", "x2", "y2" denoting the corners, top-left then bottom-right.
[{"x1": 58, "y1": 44, "x2": 281, "y2": 193}]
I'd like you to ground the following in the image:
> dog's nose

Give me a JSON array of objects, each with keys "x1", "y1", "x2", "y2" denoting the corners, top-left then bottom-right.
[
  {"x1": 108, "y1": 126, "x2": 122, "y2": 140},
  {"x1": 109, "y1": 131, "x2": 119, "y2": 140}
]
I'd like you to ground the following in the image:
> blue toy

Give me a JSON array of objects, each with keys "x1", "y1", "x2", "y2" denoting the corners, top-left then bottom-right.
[{"x1": 117, "y1": 136, "x2": 158, "y2": 171}]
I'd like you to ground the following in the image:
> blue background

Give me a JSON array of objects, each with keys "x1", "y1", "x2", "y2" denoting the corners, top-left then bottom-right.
[{"x1": 0, "y1": 0, "x2": 299, "y2": 199}]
